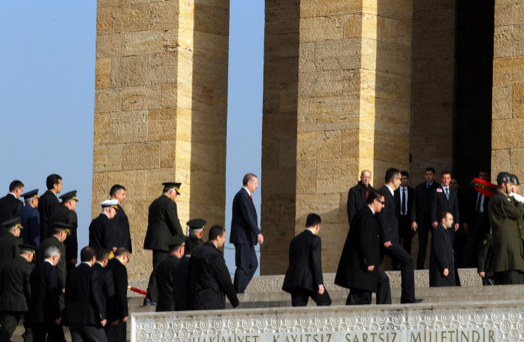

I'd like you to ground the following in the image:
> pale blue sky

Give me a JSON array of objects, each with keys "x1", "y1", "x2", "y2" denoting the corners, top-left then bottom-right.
[{"x1": 0, "y1": 1, "x2": 264, "y2": 275}]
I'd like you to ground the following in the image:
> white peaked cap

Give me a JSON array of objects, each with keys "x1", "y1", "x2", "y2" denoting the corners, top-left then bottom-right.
[{"x1": 99, "y1": 199, "x2": 119, "y2": 207}]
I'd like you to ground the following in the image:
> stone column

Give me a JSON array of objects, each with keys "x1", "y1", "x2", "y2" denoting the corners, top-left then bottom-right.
[
  {"x1": 261, "y1": 0, "x2": 412, "y2": 274},
  {"x1": 492, "y1": 0, "x2": 524, "y2": 182},
  {"x1": 93, "y1": 0, "x2": 229, "y2": 280}
]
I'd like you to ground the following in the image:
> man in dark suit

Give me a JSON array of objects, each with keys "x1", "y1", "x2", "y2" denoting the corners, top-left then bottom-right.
[
  {"x1": 89, "y1": 200, "x2": 119, "y2": 251},
  {"x1": 30, "y1": 244, "x2": 62, "y2": 342},
  {"x1": 109, "y1": 184, "x2": 132, "y2": 253},
  {"x1": 430, "y1": 212, "x2": 456, "y2": 287},
  {"x1": 335, "y1": 191, "x2": 391, "y2": 305},
  {"x1": 38, "y1": 174, "x2": 62, "y2": 245},
  {"x1": 143, "y1": 182, "x2": 184, "y2": 305},
  {"x1": 377, "y1": 168, "x2": 421, "y2": 304},
  {"x1": 463, "y1": 170, "x2": 490, "y2": 267},
  {"x1": 347, "y1": 170, "x2": 375, "y2": 224},
  {"x1": 156, "y1": 235, "x2": 186, "y2": 312},
  {"x1": 16, "y1": 189, "x2": 41, "y2": 246},
  {"x1": 173, "y1": 237, "x2": 200, "y2": 311},
  {"x1": 0, "y1": 217, "x2": 23, "y2": 270},
  {"x1": 188, "y1": 218, "x2": 206, "y2": 247},
  {"x1": 62, "y1": 246, "x2": 107, "y2": 342},
  {"x1": 230, "y1": 173, "x2": 263, "y2": 294},
  {"x1": 188, "y1": 225, "x2": 239, "y2": 310},
  {"x1": 411, "y1": 167, "x2": 440, "y2": 269},
  {"x1": 0, "y1": 180, "x2": 24, "y2": 227},
  {"x1": 93, "y1": 249, "x2": 117, "y2": 327},
  {"x1": 0, "y1": 244, "x2": 35, "y2": 342},
  {"x1": 48, "y1": 191, "x2": 79, "y2": 271},
  {"x1": 394, "y1": 171, "x2": 414, "y2": 257},
  {"x1": 429, "y1": 171, "x2": 460, "y2": 245},
  {"x1": 106, "y1": 248, "x2": 130, "y2": 342},
  {"x1": 282, "y1": 213, "x2": 331, "y2": 307}
]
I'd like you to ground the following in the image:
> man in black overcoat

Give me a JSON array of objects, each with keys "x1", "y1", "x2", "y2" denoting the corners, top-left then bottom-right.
[
  {"x1": 0, "y1": 180, "x2": 24, "y2": 228},
  {"x1": 347, "y1": 170, "x2": 375, "y2": 224},
  {"x1": 282, "y1": 213, "x2": 331, "y2": 307},
  {"x1": 377, "y1": 168, "x2": 421, "y2": 304},
  {"x1": 173, "y1": 237, "x2": 200, "y2": 311},
  {"x1": 106, "y1": 248, "x2": 130, "y2": 342},
  {"x1": 156, "y1": 235, "x2": 186, "y2": 312},
  {"x1": 394, "y1": 171, "x2": 414, "y2": 256},
  {"x1": 38, "y1": 174, "x2": 62, "y2": 245},
  {"x1": 430, "y1": 212, "x2": 457, "y2": 287},
  {"x1": 335, "y1": 191, "x2": 391, "y2": 305},
  {"x1": 93, "y1": 248, "x2": 117, "y2": 326},
  {"x1": 429, "y1": 171, "x2": 460, "y2": 245},
  {"x1": 230, "y1": 173, "x2": 263, "y2": 294},
  {"x1": 0, "y1": 217, "x2": 23, "y2": 269},
  {"x1": 0, "y1": 244, "x2": 35, "y2": 342},
  {"x1": 143, "y1": 182, "x2": 184, "y2": 305},
  {"x1": 188, "y1": 225, "x2": 239, "y2": 310},
  {"x1": 411, "y1": 167, "x2": 440, "y2": 269},
  {"x1": 30, "y1": 244, "x2": 62, "y2": 342},
  {"x1": 48, "y1": 191, "x2": 79, "y2": 271},
  {"x1": 109, "y1": 185, "x2": 132, "y2": 253},
  {"x1": 89, "y1": 200, "x2": 118, "y2": 251},
  {"x1": 62, "y1": 246, "x2": 107, "y2": 342}
]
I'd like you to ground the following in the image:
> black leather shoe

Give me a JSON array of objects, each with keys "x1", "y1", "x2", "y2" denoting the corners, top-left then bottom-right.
[
  {"x1": 143, "y1": 298, "x2": 157, "y2": 306},
  {"x1": 401, "y1": 298, "x2": 424, "y2": 304}
]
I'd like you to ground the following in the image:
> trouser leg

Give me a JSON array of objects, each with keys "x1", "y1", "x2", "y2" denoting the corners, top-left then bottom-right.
[
  {"x1": 376, "y1": 267, "x2": 392, "y2": 304},
  {"x1": 290, "y1": 291, "x2": 309, "y2": 307},
  {"x1": 310, "y1": 289, "x2": 332, "y2": 306},
  {"x1": 145, "y1": 250, "x2": 168, "y2": 303},
  {"x1": 385, "y1": 244, "x2": 415, "y2": 302},
  {"x1": 233, "y1": 244, "x2": 257, "y2": 293},
  {"x1": 416, "y1": 219, "x2": 430, "y2": 269},
  {"x1": 346, "y1": 289, "x2": 372, "y2": 305}
]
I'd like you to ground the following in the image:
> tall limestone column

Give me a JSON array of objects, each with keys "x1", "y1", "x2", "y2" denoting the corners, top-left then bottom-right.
[
  {"x1": 261, "y1": 0, "x2": 412, "y2": 274},
  {"x1": 492, "y1": 0, "x2": 524, "y2": 182},
  {"x1": 93, "y1": 0, "x2": 229, "y2": 280}
]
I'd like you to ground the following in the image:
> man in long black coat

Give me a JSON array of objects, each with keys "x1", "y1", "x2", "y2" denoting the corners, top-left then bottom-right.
[
  {"x1": 430, "y1": 212, "x2": 457, "y2": 287},
  {"x1": 282, "y1": 213, "x2": 331, "y2": 307},
  {"x1": 30, "y1": 244, "x2": 62, "y2": 342},
  {"x1": 172, "y1": 237, "x2": 200, "y2": 311},
  {"x1": 411, "y1": 167, "x2": 440, "y2": 269},
  {"x1": 48, "y1": 191, "x2": 79, "y2": 271},
  {"x1": 143, "y1": 182, "x2": 184, "y2": 305},
  {"x1": 335, "y1": 191, "x2": 391, "y2": 305},
  {"x1": 376, "y1": 168, "x2": 420, "y2": 304},
  {"x1": 0, "y1": 180, "x2": 24, "y2": 227},
  {"x1": 62, "y1": 247, "x2": 107, "y2": 342},
  {"x1": 106, "y1": 248, "x2": 130, "y2": 342},
  {"x1": 0, "y1": 244, "x2": 35, "y2": 342},
  {"x1": 0, "y1": 217, "x2": 23, "y2": 270},
  {"x1": 89, "y1": 200, "x2": 119, "y2": 251},
  {"x1": 93, "y1": 248, "x2": 117, "y2": 326},
  {"x1": 347, "y1": 170, "x2": 374, "y2": 224},
  {"x1": 429, "y1": 171, "x2": 460, "y2": 245},
  {"x1": 109, "y1": 185, "x2": 132, "y2": 253},
  {"x1": 156, "y1": 235, "x2": 186, "y2": 312},
  {"x1": 188, "y1": 225, "x2": 239, "y2": 310},
  {"x1": 38, "y1": 174, "x2": 62, "y2": 244}
]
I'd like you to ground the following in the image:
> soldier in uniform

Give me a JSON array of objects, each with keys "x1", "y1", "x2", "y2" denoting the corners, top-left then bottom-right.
[
  {"x1": 48, "y1": 191, "x2": 79, "y2": 271},
  {"x1": 89, "y1": 200, "x2": 119, "y2": 251},
  {"x1": 173, "y1": 238, "x2": 200, "y2": 311},
  {"x1": 488, "y1": 172, "x2": 524, "y2": 284},
  {"x1": 0, "y1": 244, "x2": 36, "y2": 342},
  {"x1": 38, "y1": 174, "x2": 62, "y2": 245},
  {"x1": 16, "y1": 190, "x2": 41, "y2": 246},
  {"x1": 156, "y1": 235, "x2": 186, "y2": 312},
  {"x1": 0, "y1": 217, "x2": 23, "y2": 269},
  {"x1": 106, "y1": 248, "x2": 130, "y2": 342},
  {"x1": 109, "y1": 185, "x2": 132, "y2": 253},
  {"x1": 187, "y1": 218, "x2": 206, "y2": 247},
  {"x1": 0, "y1": 180, "x2": 24, "y2": 227},
  {"x1": 143, "y1": 182, "x2": 184, "y2": 305}
]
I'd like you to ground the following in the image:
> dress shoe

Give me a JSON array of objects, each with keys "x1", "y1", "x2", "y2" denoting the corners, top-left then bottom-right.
[
  {"x1": 401, "y1": 298, "x2": 424, "y2": 304},
  {"x1": 143, "y1": 298, "x2": 157, "y2": 306}
]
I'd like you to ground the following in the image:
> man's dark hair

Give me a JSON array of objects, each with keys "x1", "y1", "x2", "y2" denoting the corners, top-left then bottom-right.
[
  {"x1": 479, "y1": 168, "x2": 490, "y2": 175},
  {"x1": 439, "y1": 211, "x2": 450, "y2": 222},
  {"x1": 209, "y1": 225, "x2": 225, "y2": 241},
  {"x1": 242, "y1": 173, "x2": 258, "y2": 186},
  {"x1": 306, "y1": 213, "x2": 321, "y2": 228},
  {"x1": 95, "y1": 247, "x2": 110, "y2": 261},
  {"x1": 80, "y1": 246, "x2": 95, "y2": 262},
  {"x1": 401, "y1": 171, "x2": 409, "y2": 178},
  {"x1": 425, "y1": 167, "x2": 436, "y2": 174},
  {"x1": 366, "y1": 190, "x2": 384, "y2": 204},
  {"x1": 385, "y1": 168, "x2": 400, "y2": 183},
  {"x1": 110, "y1": 184, "x2": 126, "y2": 197},
  {"x1": 114, "y1": 248, "x2": 130, "y2": 258},
  {"x1": 185, "y1": 237, "x2": 200, "y2": 256},
  {"x1": 169, "y1": 244, "x2": 184, "y2": 253},
  {"x1": 9, "y1": 180, "x2": 24, "y2": 192},
  {"x1": 441, "y1": 170, "x2": 451, "y2": 177},
  {"x1": 46, "y1": 174, "x2": 62, "y2": 190}
]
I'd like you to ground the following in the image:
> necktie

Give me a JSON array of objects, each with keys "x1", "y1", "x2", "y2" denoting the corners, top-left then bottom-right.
[
  {"x1": 365, "y1": 187, "x2": 369, "y2": 199},
  {"x1": 445, "y1": 187, "x2": 449, "y2": 200},
  {"x1": 402, "y1": 188, "x2": 407, "y2": 215},
  {"x1": 250, "y1": 195, "x2": 253, "y2": 201},
  {"x1": 426, "y1": 183, "x2": 429, "y2": 189},
  {"x1": 476, "y1": 193, "x2": 482, "y2": 213}
]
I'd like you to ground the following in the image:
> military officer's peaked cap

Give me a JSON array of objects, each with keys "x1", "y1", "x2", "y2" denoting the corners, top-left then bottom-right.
[
  {"x1": 19, "y1": 244, "x2": 37, "y2": 254},
  {"x1": 99, "y1": 199, "x2": 119, "y2": 210},
  {"x1": 165, "y1": 235, "x2": 187, "y2": 247},
  {"x1": 187, "y1": 218, "x2": 207, "y2": 231},
  {"x1": 2, "y1": 217, "x2": 23, "y2": 230},
  {"x1": 60, "y1": 190, "x2": 79, "y2": 203},
  {"x1": 162, "y1": 182, "x2": 181, "y2": 195},
  {"x1": 21, "y1": 189, "x2": 39, "y2": 200},
  {"x1": 54, "y1": 222, "x2": 73, "y2": 235}
]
